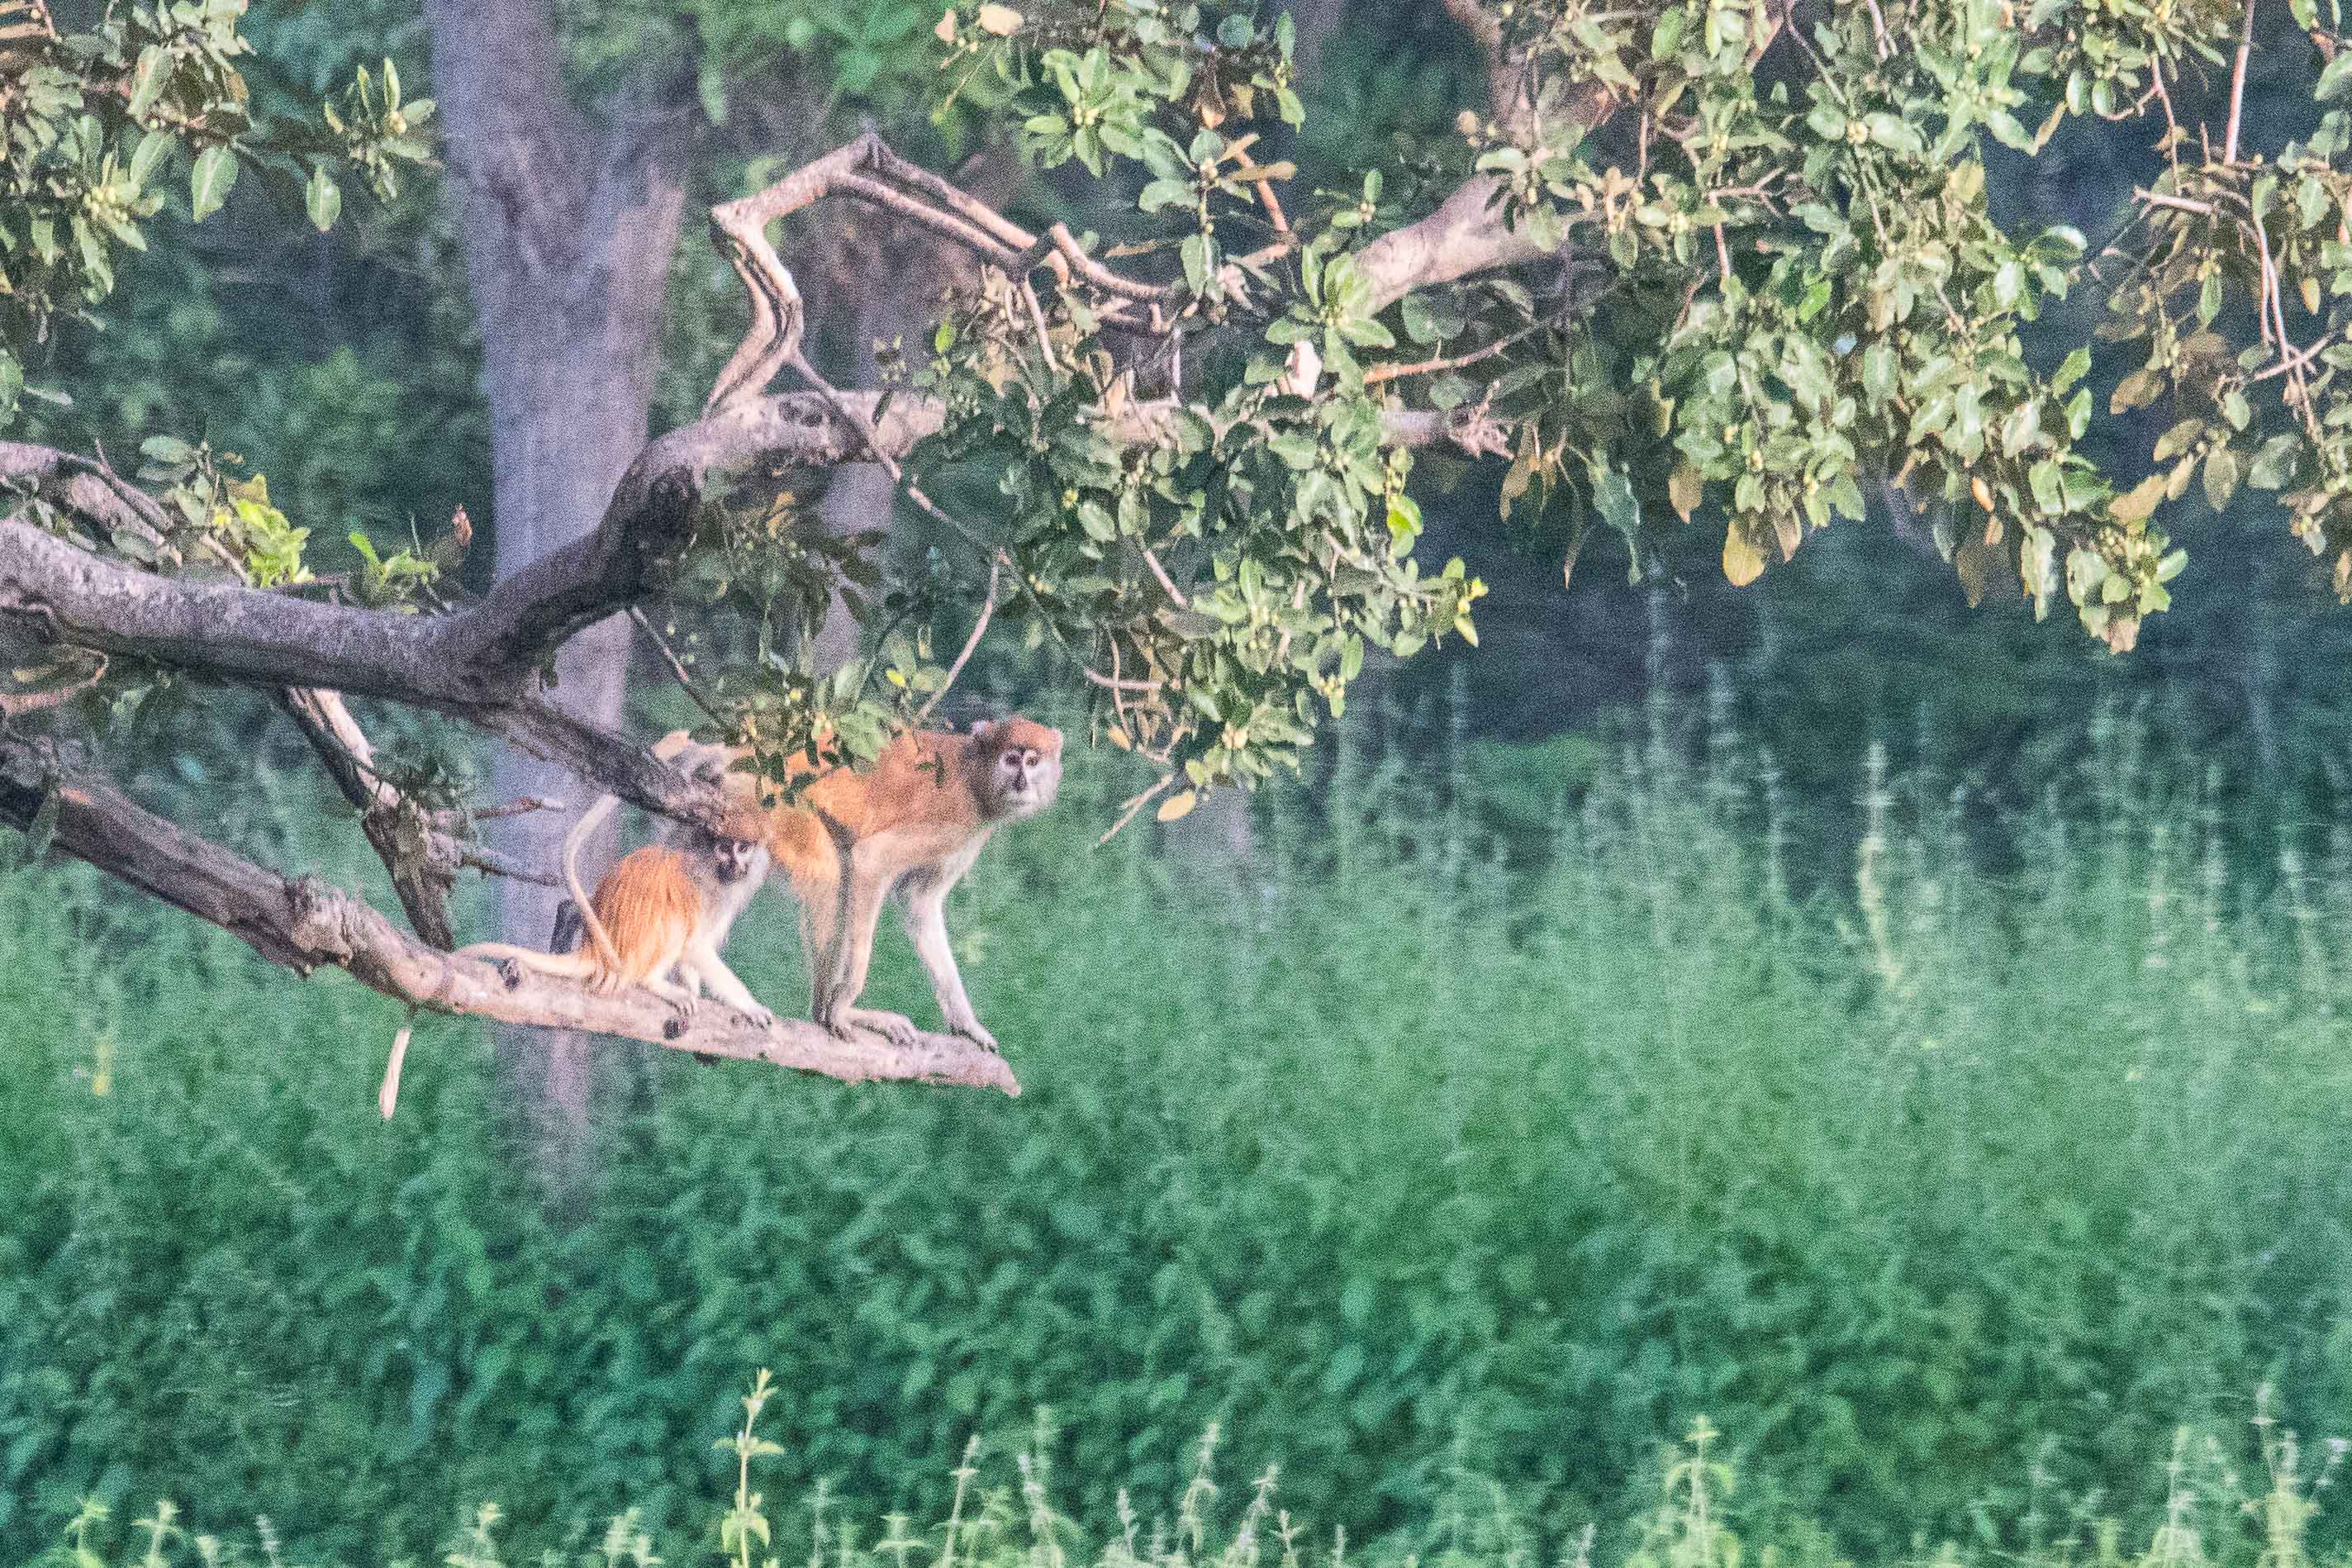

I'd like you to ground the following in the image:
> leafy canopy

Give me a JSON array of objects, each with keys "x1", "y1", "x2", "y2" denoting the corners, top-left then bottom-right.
[
  {"x1": 11, "y1": 0, "x2": 2352, "y2": 814},
  {"x1": 732, "y1": 0, "x2": 2352, "y2": 810}
]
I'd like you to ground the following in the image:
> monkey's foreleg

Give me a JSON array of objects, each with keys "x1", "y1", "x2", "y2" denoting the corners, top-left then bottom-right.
[{"x1": 899, "y1": 884, "x2": 997, "y2": 1052}]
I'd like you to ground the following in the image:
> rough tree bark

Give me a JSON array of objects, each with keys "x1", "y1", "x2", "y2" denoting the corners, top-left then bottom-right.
[{"x1": 425, "y1": 0, "x2": 694, "y2": 1185}]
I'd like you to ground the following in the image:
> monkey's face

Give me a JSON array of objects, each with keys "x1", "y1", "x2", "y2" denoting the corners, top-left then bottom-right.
[
  {"x1": 986, "y1": 737, "x2": 1061, "y2": 818},
  {"x1": 710, "y1": 836, "x2": 767, "y2": 884}
]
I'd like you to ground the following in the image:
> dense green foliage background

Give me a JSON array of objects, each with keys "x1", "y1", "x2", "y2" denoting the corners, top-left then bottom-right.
[
  {"x1": 21, "y1": 3, "x2": 2352, "y2": 1566},
  {"x1": 8, "y1": 697, "x2": 2352, "y2": 1563}
]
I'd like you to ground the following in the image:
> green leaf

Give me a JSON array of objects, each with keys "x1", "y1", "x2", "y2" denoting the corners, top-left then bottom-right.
[
  {"x1": 189, "y1": 145, "x2": 238, "y2": 222},
  {"x1": 2000, "y1": 397, "x2": 2042, "y2": 458},
  {"x1": 1651, "y1": 5, "x2": 1689, "y2": 57},
  {"x1": 2249, "y1": 433, "x2": 2303, "y2": 489},
  {"x1": 2321, "y1": 51, "x2": 2352, "y2": 101},
  {"x1": 305, "y1": 167, "x2": 342, "y2": 231},
  {"x1": 1591, "y1": 462, "x2": 1641, "y2": 543},
  {"x1": 1861, "y1": 342, "x2": 1898, "y2": 404},
  {"x1": 2202, "y1": 447, "x2": 2240, "y2": 512},
  {"x1": 2028, "y1": 459, "x2": 2062, "y2": 516},
  {"x1": 126, "y1": 129, "x2": 172, "y2": 193},
  {"x1": 126, "y1": 45, "x2": 170, "y2": 123}
]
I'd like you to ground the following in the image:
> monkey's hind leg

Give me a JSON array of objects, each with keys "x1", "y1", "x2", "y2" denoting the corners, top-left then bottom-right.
[
  {"x1": 683, "y1": 947, "x2": 777, "y2": 1031},
  {"x1": 644, "y1": 971, "x2": 699, "y2": 1015},
  {"x1": 821, "y1": 853, "x2": 919, "y2": 1048}
]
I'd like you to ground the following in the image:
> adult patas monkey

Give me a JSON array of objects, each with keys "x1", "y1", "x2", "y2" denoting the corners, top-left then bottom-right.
[
  {"x1": 458, "y1": 735, "x2": 776, "y2": 1029},
  {"x1": 668, "y1": 715, "x2": 1062, "y2": 1051}
]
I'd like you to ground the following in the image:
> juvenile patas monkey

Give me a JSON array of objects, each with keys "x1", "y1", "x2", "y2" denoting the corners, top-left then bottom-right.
[
  {"x1": 459, "y1": 747, "x2": 776, "y2": 1029},
  {"x1": 670, "y1": 715, "x2": 1062, "y2": 1050}
]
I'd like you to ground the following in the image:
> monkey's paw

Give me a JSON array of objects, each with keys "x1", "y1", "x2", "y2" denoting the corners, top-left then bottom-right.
[
  {"x1": 948, "y1": 1016, "x2": 1000, "y2": 1053},
  {"x1": 742, "y1": 1004, "x2": 777, "y2": 1031},
  {"x1": 843, "y1": 1007, "x2": 920, "y2": 1048}
]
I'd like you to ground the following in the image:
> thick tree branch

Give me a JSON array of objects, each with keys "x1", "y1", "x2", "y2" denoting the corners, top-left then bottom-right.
[
  {"x1": 0, "y1": 727, "x2": 1020, "y2": 1095},
  {"x1": 278, "y1": 688, "x2": 463, "y2": 948},
  {"x1": 3, "y1": 368, "x2": 1503, "y2": 729},
  {"x1": 1354, "y1": 2, "x2": 1784, "y2": 313}
]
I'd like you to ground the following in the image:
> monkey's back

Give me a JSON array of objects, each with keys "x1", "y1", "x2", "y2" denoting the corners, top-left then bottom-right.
[
  {"x1": 590, "y1": 846, "x2": 699, "y2": 981},
  {"x1": 751, "y1": 732, "x2": 983, "y2": 875}
]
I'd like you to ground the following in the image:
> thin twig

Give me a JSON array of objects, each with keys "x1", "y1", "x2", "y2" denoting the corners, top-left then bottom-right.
[
  {"x1": 629, "y1": 606, "x2": 727, "y2": 725},
  {"x1": 2254, "y1": 210, "x2": 2282, "y2": 350},
  {"x1": 2225, "y1": 0, "x2": 2257, "y2": 166},
  {"x1": 2250, "y1": 329, "x2": 2337, "y2": 382},
  {"x1": 1081, "y1": 665, "x2": 1165, "y2": 693},
  {"x1": 1863, "y1": 0, "x2": 1893, "y2": 59},
  {"x1": 469, "y1": 796, "x2": 568, "y2": 821},
  {"x1": 2150, "y1": 62, "x2": 2181, "y2": 156},
  {"x1": 2136, "y1": 188, "x2": 2220, "y2": 217},
  {"x1": 1095, "y1": 772, "x2": 1176, "y2": 846},
  {"x1": 1019, "y1": 277, "x2": 1062, "y2": 375},
  {"x1": 918, "y1": 557, "x2": 1002, "y2": 723},
  {"x1": 1141, "y1": 546, "x2": 1190, "y2": 607},
  {"x1": 458, "y1": 844, "x2": 563, "y2": 887},
  {"x1": 783, "y1": 346, "x2": 1077, "y2": 662},
  {"x1": 1363, "y1": 322, "x2": 1544, "y2": 386}
]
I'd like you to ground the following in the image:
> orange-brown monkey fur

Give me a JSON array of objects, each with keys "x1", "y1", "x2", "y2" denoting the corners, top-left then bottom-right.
[
  {"x1": 668, "y1": 716, "x2": 1062, "y2": 1050},
  {"x1": 458, "y1": 773, "x2": 776, "y2": 1028}
]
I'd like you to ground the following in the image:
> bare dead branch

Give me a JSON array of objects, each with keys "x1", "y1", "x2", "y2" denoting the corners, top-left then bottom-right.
[
  {"x1": 699, "y1": 131, "x2": 1162, "y2": 414},
  {"x1": 471, "y1": 795, "x2": 566, "y2": 820},
  {"x1": 0, "y1": 726, "x2": 1021, "y2": 1095},
  {"x1": 278, "y1": 688, "x2": 462, "y2": 948}
]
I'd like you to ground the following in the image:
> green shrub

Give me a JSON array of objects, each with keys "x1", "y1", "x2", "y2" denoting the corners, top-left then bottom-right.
[{"x1": 5, "y1": 706, "x2": 2352, "y2": 1561}]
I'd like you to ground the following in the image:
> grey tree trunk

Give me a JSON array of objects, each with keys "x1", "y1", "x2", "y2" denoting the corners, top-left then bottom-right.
[{"x1": 426, "y1": 0, "x2": 692, "y2": 1193}]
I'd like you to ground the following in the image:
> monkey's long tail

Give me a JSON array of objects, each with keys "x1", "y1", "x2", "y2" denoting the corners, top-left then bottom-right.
[{"x1": 560, "y1": 791, "x2": 625, "y2": 976}]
